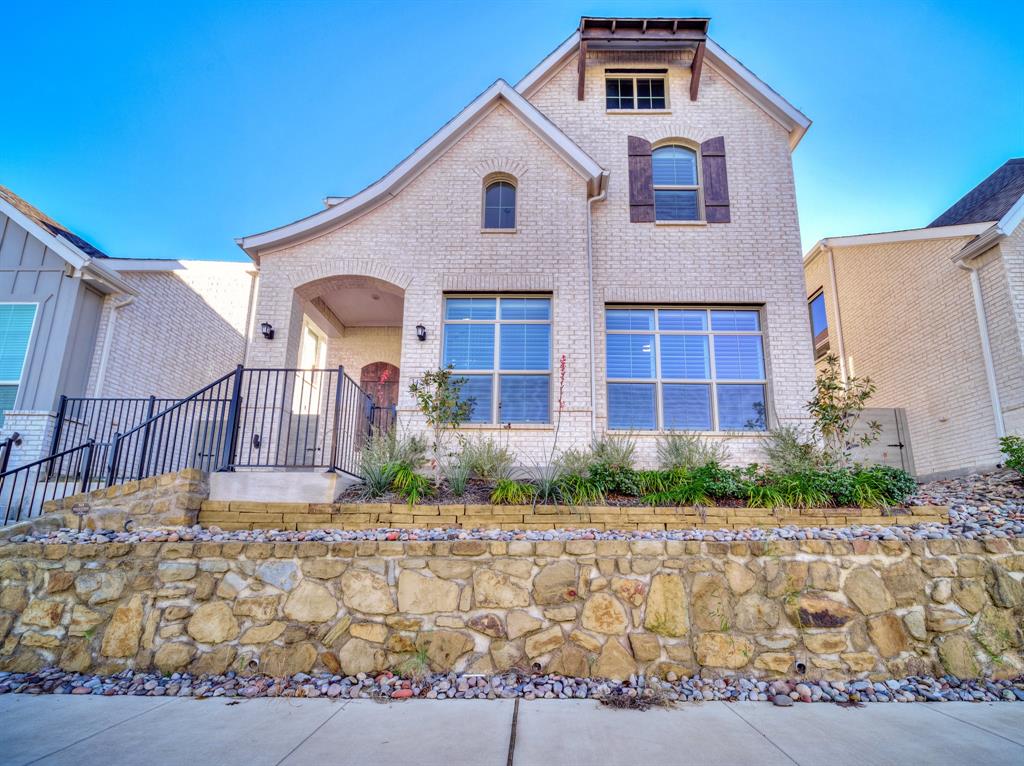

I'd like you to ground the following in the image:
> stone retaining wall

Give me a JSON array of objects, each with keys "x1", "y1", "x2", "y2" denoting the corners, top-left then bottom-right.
[
  {"x1": 41, "y1": 469, "x2": 207, "y2": 530},
  {"x1": 198, "y1": 500, "x2": 949, "y2": 532},
  {"x1": 1, "y1": 537, "x2": 1021, "y2": 682}
]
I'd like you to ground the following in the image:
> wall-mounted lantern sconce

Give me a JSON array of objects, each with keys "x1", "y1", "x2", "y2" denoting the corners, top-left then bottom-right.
[
  {"x1": 415, "y1": 324, "x2": 427, "y2": 342},
  {"x1": 260, "y1": 322, "x2": 275, "y2": 340}
]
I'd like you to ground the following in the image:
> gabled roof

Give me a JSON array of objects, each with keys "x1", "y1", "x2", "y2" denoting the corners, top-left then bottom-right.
[
  {"x1": 929, "y1": 158, "x2": 1024, "y2": 228},
  {"x1": 0, "y1": 184, "x2": 133, "y2": 294},
  {"x1": 237, "y1": 80, "x2": 606, "y2": 260},
  {"x1": 0, "y1": 184, "x2": 109, "y2": 259},
  {"x1": 806, "y1": 158, "x2": 1024, "y2": 267},
  {"x1": 515, "y1": 32, "x2": 811, "y2": 149}
]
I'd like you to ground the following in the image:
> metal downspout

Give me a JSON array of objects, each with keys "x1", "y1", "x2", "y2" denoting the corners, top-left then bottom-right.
[
  {"x1": 586, "y1": 174, "x2": 609, "y2": 437},
  {"x1": 958, "y1": 261, "x2": 1005, "y2": 438}
]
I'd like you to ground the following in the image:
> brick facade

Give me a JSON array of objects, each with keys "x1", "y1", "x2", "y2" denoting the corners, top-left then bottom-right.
[
  {"x1": 245, "y1": 46, "x2": 815, "y2": 466},
  {"x1": 804, "y1": 224, "x2": 1024, "y2": 478}
]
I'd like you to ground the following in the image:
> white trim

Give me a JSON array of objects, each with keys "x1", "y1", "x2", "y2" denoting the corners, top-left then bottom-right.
[
  {"x1": 514, "y1": 33, "x2": 811, "y2": 150},
  {"x1": 804, "y1": 221, "x2": 995, "y2": 263},
  {"x1": 703, "y1": 40, "x2": 811, "y2": 150},
  {"x1": 515, "y1": 32, "x2": 581, "y2": 96},
  {"x1": 106, "y1": 258, "x2": 256, "y2": 273},
  {"x1": 953, "y1": 192, "x2": 1024, "y2": 264},
  {"x1": 959, "y1": 262, "x2": 1005, "y2": 438},
  {"x1": 0, "y1": 196, "x2": 136, "y2": 296},
  {"x1": 238, "y1": 79, "x2": 605, "y2": 260}
]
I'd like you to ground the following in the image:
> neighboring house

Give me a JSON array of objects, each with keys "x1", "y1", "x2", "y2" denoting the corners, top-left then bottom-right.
[
  {"x1": 0, "y1": 185, "x2": 256, "y2": 468},
  {"x1": 804, "y1": 159, "x2": 1024, "y2": 479},
  {"x1": 236, "y1": 16, "x2": 816, "y2": 467}
]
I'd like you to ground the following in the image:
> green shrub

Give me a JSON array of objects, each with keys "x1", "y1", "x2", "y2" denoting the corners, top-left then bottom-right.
[
  {"x1": 556, "y1": 446, "x2": 596, "y2": 476},
  {"x1": 392, "y1": 464, "x2": 434, "y2": 505},
  {"x1": 634, "y1": 469, "x2": 673, "y2": 496},
  {"x1": 462, "y1": 437, "x2": 516, "y2": 480},
  {"x1": 558, "y1": 473, "x2": 605, "y2": 505},
  {"x1": 360, "y1": 460, "x2": 400, "y2": 499},
  {"x1": 589, "y1": 434, "x2": 637, "y2": 468},
  {"x1": 640, "y1": 464, "x2": 749, "y2": 507},
  {"x1": 526, "y1": 462, "x2": 565, "y2": 504},
  {"x1": 588, "y1": 462, "x2": 640, "y2": 496},
  {"x1": 1000, "y1": 435, "x2": 1024, "y2": 476},
  {"x1": 774, "y1": 473, "x2": 830, "y2": 509},
  {"x1": 441, "y1": 458, "x2": 471, "y2": 497},
  {"x1": 761, "y1": 426, "x2": 823, "y2": 474},
  {"x1": 490, "y1": 478, "x2": 535, "y2": 505},
  {"x1": 746, "y1": 480, "x2": 786, "y2": 509},
  {"x1": 809, "y1": 468, "x2": 857, "y2": 507},
  {"x1": 850, "y1": 465, "x2": 917, "y2": 508},
  {"x1": 656, "y1": 432, "x2": 730, "y2": 470}
]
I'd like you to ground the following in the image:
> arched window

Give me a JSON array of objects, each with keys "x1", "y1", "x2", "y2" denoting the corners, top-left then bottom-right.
[
  {"x1": 652, "y1": 145, "x2": 700, "y2": 221},
  {"x1": 483, "y1": 179, "x2": 516, "y2": 230}
]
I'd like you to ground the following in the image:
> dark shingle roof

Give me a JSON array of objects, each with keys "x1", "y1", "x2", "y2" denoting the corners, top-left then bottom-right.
[
  {"x1": 929, "y1": 159, "x2": 1024, "y2": 228},
  {"x1": 0, "y1": 184, "x2": 109, "y2": 258}
]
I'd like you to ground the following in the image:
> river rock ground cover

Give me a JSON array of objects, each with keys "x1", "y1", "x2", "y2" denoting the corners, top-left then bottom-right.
[
  {"x1": 11, "y1": 470, "x2": 1024, "y2": 545},
  {"x1": 2, "y1": 667, "x2": 1023, "y2": 705}
]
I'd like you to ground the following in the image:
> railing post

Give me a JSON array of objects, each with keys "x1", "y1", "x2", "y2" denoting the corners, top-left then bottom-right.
[
  {"x1": 79, "y1": 439, "x2": 96, "y2": 494},
  {"x1": 44, "y1": 395, "x2": 68, "y2": 481},
  {"x1": 0, "y1": 434, "x2": 15, "y2": 475},
  {"x1": 135, "y1": 395, "x2": 157, "y2": 481},
  {"x1": 105, "y1": 433, "x2": 122, "y2": 487},
  {"x1": 219, "y1": 365, "x2": 245, "y2": 472},
  {"x1": 327, "y1": 367, "x2": 344, "y2": 472}
]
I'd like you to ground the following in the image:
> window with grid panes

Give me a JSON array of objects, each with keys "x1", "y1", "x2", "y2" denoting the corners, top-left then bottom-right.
[
  {"x1": 605, "y1": 307, "x2": 767, "y2": 431},
  {"x1": 442, "y1": 296, "x2": 551, "y2": 424},
  {"x1": 605, "y1": 76, "x2": 666, "y2": 110}
]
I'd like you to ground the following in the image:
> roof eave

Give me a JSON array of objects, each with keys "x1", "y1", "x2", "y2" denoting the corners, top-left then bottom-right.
[{"x1": 237, "y1": 79, "x2": 603, "y2": 260}]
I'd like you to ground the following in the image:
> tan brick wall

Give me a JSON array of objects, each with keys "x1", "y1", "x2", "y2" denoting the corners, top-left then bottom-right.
[
  {"x1": 804, "y1": 235, "x2": 1024, "y2": 477},
  {"x1": 246, "y1": 48, "x2": 815, "y2": 466},
  {"x1": 993, "y1": 222, "x2": 1024, "y2": 435},
  {"x1": 87, "y1": 262, "x2": 256, "y2": 398}
]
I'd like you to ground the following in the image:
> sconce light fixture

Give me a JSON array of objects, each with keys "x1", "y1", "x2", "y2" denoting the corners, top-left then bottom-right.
[
  {"x1": 415, "y1": 324, "x2": 427, "y2": 342},
  {"x1": 260, "y1": 322, "x2": 275, "y2": 340}
]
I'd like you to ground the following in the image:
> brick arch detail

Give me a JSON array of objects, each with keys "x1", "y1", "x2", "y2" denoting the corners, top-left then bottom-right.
[
  {"x1": 288, "y1": 259, "x2": 414, "y2": 292},
  {"x1": 473, "y1": 158, "x2": 530, "y2": 180}
]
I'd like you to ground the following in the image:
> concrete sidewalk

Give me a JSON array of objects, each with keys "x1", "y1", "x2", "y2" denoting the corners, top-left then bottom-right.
[{"x1": 2, "y1": 695, "x2": 1023, "y2": 766}]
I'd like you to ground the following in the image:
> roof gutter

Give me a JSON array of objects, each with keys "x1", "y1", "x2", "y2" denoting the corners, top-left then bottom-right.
[{"x1": 952, "y1": 193, "x2": 1024, "y2": 265}]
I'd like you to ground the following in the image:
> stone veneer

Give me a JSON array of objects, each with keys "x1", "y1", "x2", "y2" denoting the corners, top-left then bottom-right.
[
  {"x1": 37, "y1": 469, "x2": 208, "y2": 532},
  {"x1": 198, "y1": 500, "x2": 949, "y2": 532},
  {"x1": 1, "y1": 537, "x2": 1022, "y2": 682}
]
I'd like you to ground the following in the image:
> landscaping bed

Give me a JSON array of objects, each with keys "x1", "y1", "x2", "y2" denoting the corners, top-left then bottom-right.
[{"x1": 3, "y1": 667, "x2": 1023, "y2": 704}]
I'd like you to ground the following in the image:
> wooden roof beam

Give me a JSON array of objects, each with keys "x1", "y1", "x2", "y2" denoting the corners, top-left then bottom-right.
[{"x1": 690, "y1": 40, "x2": 706, "y2": 101}]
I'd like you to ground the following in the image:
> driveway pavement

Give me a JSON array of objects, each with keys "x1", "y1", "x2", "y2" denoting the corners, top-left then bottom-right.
[{"x1": 2, "y1": 695, "x2": 1023, "y2": 766}]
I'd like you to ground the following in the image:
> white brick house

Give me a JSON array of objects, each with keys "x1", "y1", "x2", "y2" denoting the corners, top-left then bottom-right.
[
  {"x1": 1, "y1": 16, "x2": 817, "y2": 478},
  {"x1": 236, "y1": 17, "x2": 816, "y2": 467},
  {"x1": 804, "y1": 159, "x2": 1024, "y2": 479}
]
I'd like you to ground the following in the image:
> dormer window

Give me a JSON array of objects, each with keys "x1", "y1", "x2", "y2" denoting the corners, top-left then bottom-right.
[
  {"x1": 605, "y1": 70, "x2": 667, "y2": 111},
  {"x1": 483, "y1": 177, "x2": 516, "y2": 231}
]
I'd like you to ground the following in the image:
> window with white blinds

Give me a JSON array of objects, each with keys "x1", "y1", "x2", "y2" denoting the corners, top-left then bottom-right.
[
  {"x1": 605, "y1": 307, "x2": 767, "y2": 431},
  {"x1": 442, "y1": 296, "x2": 551, "y2": 424},
  {"x1": 0, "y1": 303, "x2": 37, "y2": 424}
]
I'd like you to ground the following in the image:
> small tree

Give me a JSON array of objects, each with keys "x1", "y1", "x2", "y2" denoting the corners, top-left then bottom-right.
[
  {"x1": 807, "y1": 354, "x2": 881, "y2": 468},
  {"x1": 408, "y1": 365, "x2": 472, "y2": 486}
]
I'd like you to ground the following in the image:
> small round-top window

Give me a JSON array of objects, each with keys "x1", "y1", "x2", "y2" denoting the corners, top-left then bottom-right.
[{"x1": 484, "y1": 180, "x2": 516, "y2": 229}]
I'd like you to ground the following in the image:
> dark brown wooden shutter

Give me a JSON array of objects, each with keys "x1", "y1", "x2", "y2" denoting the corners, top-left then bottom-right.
[
  {"x1": 700, "y1": 136, "x2": 730, "y2": 223},
  {"x1": 627, "y1": 136, "x2": 655, "y2": 223}
]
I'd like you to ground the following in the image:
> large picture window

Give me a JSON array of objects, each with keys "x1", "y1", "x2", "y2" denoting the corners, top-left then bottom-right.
[
  {"x1": 605, "y1": 307, "x2": 767, "y2": 431},
  {"x1": 0, "y1": 303, "x2": 37, "y2": 424},
  {"x1": 442, "y1": 296, "x2": 551, "y2": 424}
]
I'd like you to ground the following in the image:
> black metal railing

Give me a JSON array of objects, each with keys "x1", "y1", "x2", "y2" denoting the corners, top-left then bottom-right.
[
  {"x1": 49, "y1": 395, "x2": 178, "y2": 459},
  {"x1": 1, "y1": 366, "x2": 377, "y2": 524},
  {"x1": 0, "y1": 439, "x2": 100, "y2": 526}
]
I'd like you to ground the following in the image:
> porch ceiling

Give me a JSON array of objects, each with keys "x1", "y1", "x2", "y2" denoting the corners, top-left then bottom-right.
[{"x1": 299, "y1": 275, "x2": 405, "y2": 327}]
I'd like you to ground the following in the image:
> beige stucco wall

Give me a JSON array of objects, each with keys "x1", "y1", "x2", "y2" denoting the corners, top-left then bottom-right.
[
  {"x1": 246, "y1": 47, "x2": 815, "y2": 466},
  {"x1": 87, "y1": 262, "x2": 256, "y2": 399},
  {"x1": 804, "y1": 233, "x2": 1024, "y2": 478}
]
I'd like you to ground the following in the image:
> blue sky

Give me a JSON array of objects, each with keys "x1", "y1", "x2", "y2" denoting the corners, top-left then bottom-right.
[{"x1": 2, "y1": 0, "x2": 1022, "y2": 261}]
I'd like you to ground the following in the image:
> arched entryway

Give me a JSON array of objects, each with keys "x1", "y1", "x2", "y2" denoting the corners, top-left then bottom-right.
[{"x1": 361, "y1": 361, "x2": 399, "y2": 433}]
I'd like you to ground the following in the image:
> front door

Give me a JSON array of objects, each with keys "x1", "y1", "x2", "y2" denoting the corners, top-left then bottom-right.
[{"x1": 360, "y1": 362, "x2": 399, "y2": 433}]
